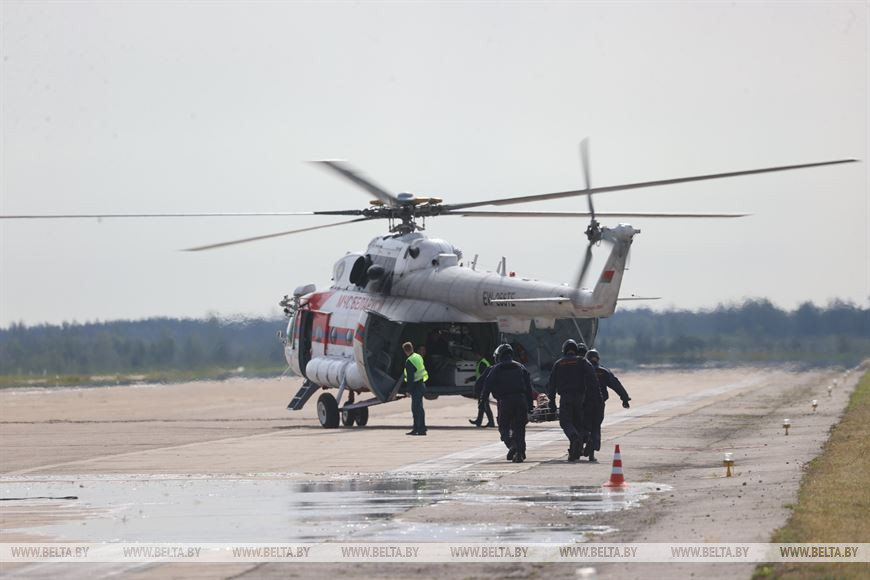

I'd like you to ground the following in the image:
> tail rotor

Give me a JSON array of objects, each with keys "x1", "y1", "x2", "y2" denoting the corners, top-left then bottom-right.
[{"x1": 576, "y1": 138, "x2": 604, "y2": 288}]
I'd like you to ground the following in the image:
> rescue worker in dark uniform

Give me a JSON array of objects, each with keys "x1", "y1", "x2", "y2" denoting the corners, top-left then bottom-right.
[
  {"x1": 403, "y1": 341, "x2": 429, "y2": 436},
  {"x1": 468, "y1": 353, "x2": 494, "y2": 427},
  {"x1": 583, "y1": 349, "x2": 631, "y2": 461},
  {"x1": 548, "y1": 339, "x2": 599, "y2": 461},
  {"x1": 481, "y1": 344, "x2": 534, "y2": 463}
]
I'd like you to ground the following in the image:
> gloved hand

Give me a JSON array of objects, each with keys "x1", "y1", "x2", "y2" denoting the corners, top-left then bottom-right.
[{"x1": 622, "y1": 399, "x2": 630, "y2": 409}]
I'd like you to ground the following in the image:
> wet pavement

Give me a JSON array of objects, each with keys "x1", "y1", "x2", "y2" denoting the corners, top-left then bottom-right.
[{"x1": 1, "y1": 473, "x2": 668, "y2": 543}]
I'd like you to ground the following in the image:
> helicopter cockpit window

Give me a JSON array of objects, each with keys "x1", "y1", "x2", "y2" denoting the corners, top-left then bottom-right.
[
  {"x1": 408, "y1": 246, "x2": 420, "y2": 259},
  {"x1": 333, "y1": 260, "x2": 347, "y2": 283},
  {"x1": 349, "y1": 256, "x2": 369, "y2": 286}
]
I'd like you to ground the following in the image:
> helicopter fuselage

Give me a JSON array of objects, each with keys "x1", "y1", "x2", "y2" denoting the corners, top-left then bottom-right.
[{"x1": 282, "y1": 225, "x2": 637, "y2": 405}]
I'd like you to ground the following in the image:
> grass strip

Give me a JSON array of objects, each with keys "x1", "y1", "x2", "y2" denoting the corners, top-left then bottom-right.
[
  {"x1": 0, "y1": 366, "x2": 288, "y2": 389},
  {"x1": 754, "y1": 368, "x2": 869, "y2": 579}
]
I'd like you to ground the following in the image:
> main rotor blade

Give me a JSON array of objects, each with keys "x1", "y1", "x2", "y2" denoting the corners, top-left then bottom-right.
[
  {"x1": 445, "y1": 158, "x2": 857, "y2": 210},
  {"x1": 312, "y1": 160, "x2": 400, "y2": 207},
  {"x1": 449, "y1": 210, "x2": 749, "y2": 218},
  {"x1": 0, "y1": 211, "x2": 363, "y2": 219},
  {"x1": 580, "y1": 138, "x2": 594, "y2": 219},
  {"x1": 182, "y1": 217, "x2": 373, "y2": 252},
  {"x1": 575, "y1": 242, "x2": 594, "y2": 289}
]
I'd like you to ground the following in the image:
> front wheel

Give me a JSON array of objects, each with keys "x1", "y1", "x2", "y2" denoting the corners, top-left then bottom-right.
[
  {"x1": 317, "y1": 393, "x2": 340, "y2": 428},
  {"x1": 356, "y1": 406, "x2": 369, "y2": 426},
  {"x1": 341, "y1": 409, "x2": 356, "y2": 427}
]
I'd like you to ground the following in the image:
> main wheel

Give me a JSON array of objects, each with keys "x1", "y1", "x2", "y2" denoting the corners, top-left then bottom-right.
[
  {"x1": 316, "y1": 393, "x2": 340, "y2": 428},
  {"x1": 341, "y1": 409, "x2": 356, "y2": 427},
  {"x1": 356, "y1": 406, "x2": 369, "y2": 426}
]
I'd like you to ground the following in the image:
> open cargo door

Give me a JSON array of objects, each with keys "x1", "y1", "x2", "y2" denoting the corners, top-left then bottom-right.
[
  {"x1": 361, "y1": 311, "x2": 405, "y2": 402},
  {"x1": 296, "y1": 310, "x2": 314, "y2": 378}
]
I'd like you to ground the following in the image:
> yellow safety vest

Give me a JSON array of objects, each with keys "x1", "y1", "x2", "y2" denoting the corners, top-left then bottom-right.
[
  {"x1": 403, "y1": 352, "x2": 429, "y2": 383},
  {"x1": 475, "y1": 357, "x2": 491, "y2": 379}
]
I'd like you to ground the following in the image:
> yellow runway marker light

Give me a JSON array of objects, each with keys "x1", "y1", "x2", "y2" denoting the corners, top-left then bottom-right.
[{"x1": 723, "y1": 452, "x2": 734, "y2": 477}]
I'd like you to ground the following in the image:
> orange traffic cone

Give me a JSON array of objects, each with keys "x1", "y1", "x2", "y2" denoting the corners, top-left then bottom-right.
[{"x1": 603, "y1": 444, "x2": 627, "y2": 487}]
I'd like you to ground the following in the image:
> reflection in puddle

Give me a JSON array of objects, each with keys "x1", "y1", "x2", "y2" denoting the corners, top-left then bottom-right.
[
  {"x1": 1, "y1": 475, "x2": 667, "y2": 543},
  {"x1": 362, "y1": 521, "x2": 612, "y2": 543},
  {"x1": 451, "y1": 483, "x2": 669, "y2": 515}
]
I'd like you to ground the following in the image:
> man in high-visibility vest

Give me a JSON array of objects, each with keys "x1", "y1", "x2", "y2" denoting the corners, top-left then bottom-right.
[
  {"x1": 403, "y1": 341, "x2": 429, "y2": 435},
  {"x1": 468, "y1": 353, "x2": 494, "y2": 427}
]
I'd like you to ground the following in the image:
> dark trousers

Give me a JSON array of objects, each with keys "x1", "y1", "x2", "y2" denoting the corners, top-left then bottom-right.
[
  {"x1": 558, "y1": 393, "x2": 585, "y2": 443},
  {"x1": 497, "y1": 396, "x2": 529, "y2": 454},
  {"x1": 475, "y1": 397, "x2": 494, "y2": 425},
  {"x1": 410, "y1": 381, "x2": 426, "y2": 433},
  {"x1": 581, "y1": 397, "x2": 604, "y2": 452}
]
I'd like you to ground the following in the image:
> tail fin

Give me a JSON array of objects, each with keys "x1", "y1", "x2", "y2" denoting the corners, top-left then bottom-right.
[{"x1": 590, "y1": 224, "x2": 639, "y2": 315}]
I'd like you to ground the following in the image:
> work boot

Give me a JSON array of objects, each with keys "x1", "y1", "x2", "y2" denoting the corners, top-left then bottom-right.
[
  {"x1": 588, "y1": 450, "x2": 597, "y2": 463},
  {"x1": 568, "y1": 439, "x2": 580, "y2": 461},
  {"x1": 512, "y1": 452, "x2": 525, "y2": 463},
  {"x1": 406, "y1": 431, "x2": 418, "y2": 436},
  {"x1": 506, "y1": 446, "x2": 517, "y2": 461},
  {"x1": 484, "y1": 422, "x2": 495, "y2": 428},
  {"x1": 468, "y1": 419, "x2": 481, "y2": 427}
]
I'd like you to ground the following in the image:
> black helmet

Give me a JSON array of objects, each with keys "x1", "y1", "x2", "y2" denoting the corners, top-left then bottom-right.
[
  {"x1": 577, "y1": 342, "x2": 588, "y2": 356},
  {"x1": 494, "y1": 343, "x2": 514, "y2": 362},
  {"x1": 562, "y1": 339, "x2": 579, "y2": 355},
  {"x1": 586, "y1": 348, "x2": 600, "y2": 363}
]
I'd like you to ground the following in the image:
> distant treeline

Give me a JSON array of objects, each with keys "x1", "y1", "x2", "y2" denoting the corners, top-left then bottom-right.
[
  {"x1": 0, "y1": 317, "x2": 286, "y2": 376},
  {"x1": 597, "y1": 299, "x2": 869, "y2": 366},
  {"x1": 0, "y1": 299, "x2": 867, "y2": 376}
]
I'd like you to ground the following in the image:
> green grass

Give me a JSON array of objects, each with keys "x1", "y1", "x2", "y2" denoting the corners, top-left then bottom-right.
[
  {"x1": 753, "y1": 367, "x2": 870, "y2": 579},
  {"x1": 0, "y1": 365, "x2": 288, "y2": 389}
]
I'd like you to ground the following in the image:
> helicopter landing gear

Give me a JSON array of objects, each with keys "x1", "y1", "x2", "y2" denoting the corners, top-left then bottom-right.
[
  {"x1": 317, "y1": 393, "x2": 340, "y2": 428},
  {"x1": 340, "y1": 406, "x2": 370, "y2": 427}
]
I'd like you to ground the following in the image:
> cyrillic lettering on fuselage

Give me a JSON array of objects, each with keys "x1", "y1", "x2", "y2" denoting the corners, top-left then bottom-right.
[{"x1": 482, "y1": 291, "x2": 516, "y2": 307}]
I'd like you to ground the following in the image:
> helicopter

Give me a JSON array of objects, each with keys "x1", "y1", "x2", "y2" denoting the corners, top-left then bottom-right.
[
  {"x1": 1, "y1": 141, "x2": 856, "y2": 428},
  {"x1": 182, "y1": 142, "x2": 854, "y2": 428}
]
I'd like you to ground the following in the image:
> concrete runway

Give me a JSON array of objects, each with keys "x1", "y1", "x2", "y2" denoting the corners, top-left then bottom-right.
[{"x1": 0, "y1": 365, "x2": 861, "y2": 578}]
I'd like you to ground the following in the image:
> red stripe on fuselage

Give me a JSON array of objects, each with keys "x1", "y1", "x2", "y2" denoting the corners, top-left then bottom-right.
[
  {"x1": 311, "y1": 325, "x2": 355, "y2": 347},
  {"x1": 304, "y1": 290, "x2": 335, "y2": 311}
]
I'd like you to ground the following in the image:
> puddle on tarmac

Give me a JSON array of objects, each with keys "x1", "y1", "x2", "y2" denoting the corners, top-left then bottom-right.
[
  {"x1": 450, "y1": 482, "x2": 670, "y2": 516},
  {"x1": 0, "y1": 474, "x2": 667, "y2": 543},
  {"x1": 359, "y1": 521, "x2": 613, "y2": 543}
]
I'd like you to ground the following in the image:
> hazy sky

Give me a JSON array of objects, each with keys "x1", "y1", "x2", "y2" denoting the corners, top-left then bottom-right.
[{"x1": 1, "y1": 1, "x2": 867, "y2": 327}]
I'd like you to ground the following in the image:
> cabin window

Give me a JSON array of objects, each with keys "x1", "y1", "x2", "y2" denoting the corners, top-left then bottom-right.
[{"x1": 349, "y1": 256, "x2": 369, "y2": 285}]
